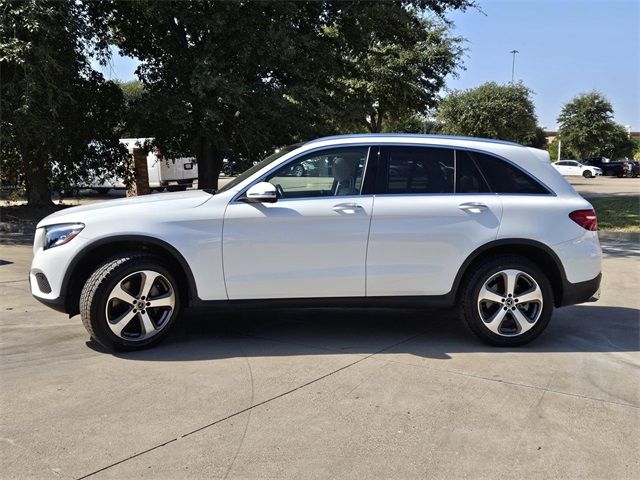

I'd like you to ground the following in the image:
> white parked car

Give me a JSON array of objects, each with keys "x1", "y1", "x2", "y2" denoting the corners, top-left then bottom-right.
[
  {"x1": 30, "y1": 135, "x2": 602, "y2": 351},
  {"x1": 553, "y1": 160, "x2": 602, "y2": 178}
]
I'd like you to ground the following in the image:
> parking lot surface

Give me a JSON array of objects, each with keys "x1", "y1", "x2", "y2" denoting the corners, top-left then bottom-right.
[
  {"x1": 1, "y1": 236, "x2": 638, "y2": 479},
  {"x1": 567, "y1": 176, "x2": 639, "y2": 198}
]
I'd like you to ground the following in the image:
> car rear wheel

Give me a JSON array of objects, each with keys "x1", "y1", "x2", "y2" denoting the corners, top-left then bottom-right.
[
  {"x1": 459, "y1": 255, "x2": 554, "y2": 347},
  {"x1": 582, "y1": 170, "x2": 593, "y2": 178},
  {"x1": 80, "y1": 253, "x2": 181, "y2": 351},
  {"x1": 293, "y1": 165, "x2": 305, "y2": 177}
]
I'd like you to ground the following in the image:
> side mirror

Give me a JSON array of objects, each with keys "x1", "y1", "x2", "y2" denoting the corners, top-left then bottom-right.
[{"x1": 242, "y1": 182, "x2": 277, "y2": 203}]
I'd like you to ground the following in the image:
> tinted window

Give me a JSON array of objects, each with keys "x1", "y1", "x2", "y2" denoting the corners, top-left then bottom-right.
[
  {"x1": 384, "y1": 147, "x2": 454, "y2": 194},
  {"x1": 456, "y1": 151, "x2": 491, "y2": 193},
  {"x1": 266, "y1": 147, "x2": 368, "y2": 199},
  {"x1": 469, "y1": 151, "x2": 548, "y2": 194}
]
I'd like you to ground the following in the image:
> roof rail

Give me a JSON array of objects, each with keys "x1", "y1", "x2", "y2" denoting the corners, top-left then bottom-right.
[{"x1": 304, "y1": 133, "x2": 522, "y2": 147}]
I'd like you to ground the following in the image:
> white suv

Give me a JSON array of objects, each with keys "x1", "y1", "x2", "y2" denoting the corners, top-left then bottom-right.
[{"x1": 30, "y1": 135, "x2": 602, "y2": 351}]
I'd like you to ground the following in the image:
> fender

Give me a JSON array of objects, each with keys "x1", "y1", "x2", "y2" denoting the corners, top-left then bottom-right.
[
  {"x1": 450, "y1": 237, "x2": 569, "y2": 304},
  {"x1": 61, "y1": 235, "x2": 199, "y2": 312}
]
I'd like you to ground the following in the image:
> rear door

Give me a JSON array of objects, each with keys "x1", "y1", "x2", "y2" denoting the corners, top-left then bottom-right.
[
  {"x1": 366, "y1": 146, "x2": 502, "y2": 297},
  {"x1": 554, "y1": 161, "x2": 569, "y2": 175}
]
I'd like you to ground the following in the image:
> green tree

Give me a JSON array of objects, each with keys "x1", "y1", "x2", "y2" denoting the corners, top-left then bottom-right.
[
  {"x1": 557, "y1": 91, "x2": 632, "y2": 159},
  {"x1": 116, "y1": 80, "x2": 148, "y2": 138},
  {"x1": 437, "y1": 81, "x2": 540, "y2": 144},
  {"x1": 328, "y1": 17, "x2": 463, "y2": 133},
  {"x1": 89, "y1": 0, "x2": 473, "y2": 190},
  {"x1": 547, "y1": 137, "x2": 562, "y2": 161},
  {"x1": 1, "y1": 0, "x2": 127, "y2": 206}
]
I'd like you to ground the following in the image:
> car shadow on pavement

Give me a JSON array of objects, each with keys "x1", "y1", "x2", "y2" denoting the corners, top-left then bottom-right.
[{"x1": 100, "y1": 304, "x2": 640, "y2": 362}]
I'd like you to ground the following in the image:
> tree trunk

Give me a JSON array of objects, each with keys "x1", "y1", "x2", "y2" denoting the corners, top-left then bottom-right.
[
  {"x1": 197, "y1": 135, "x2": 223, "y2": 190},
  {"x1": 25, "y1": 157, "x2": 53, "y2": 207}
]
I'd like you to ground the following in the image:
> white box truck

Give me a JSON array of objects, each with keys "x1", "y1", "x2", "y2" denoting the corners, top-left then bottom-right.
[{"x1": 120, "y1": 138, "x2": 198, "y2": 191}]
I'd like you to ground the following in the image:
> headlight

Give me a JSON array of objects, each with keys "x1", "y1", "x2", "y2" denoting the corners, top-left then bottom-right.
[{"x1": 44, "y1": 223, "x2": 84, "y2": 250}]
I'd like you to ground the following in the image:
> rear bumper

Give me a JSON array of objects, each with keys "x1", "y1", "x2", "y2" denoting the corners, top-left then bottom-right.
[{"x1": 560, "y1": 273, "x2": 601, "y2": 307}]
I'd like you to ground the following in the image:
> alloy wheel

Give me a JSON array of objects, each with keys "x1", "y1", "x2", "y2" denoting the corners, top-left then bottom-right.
[
  {"x1": 477, "y1": 269, "x2": 543, "y2": 337},
  {"x1": 105, "y1": 270, "x2": 176, "y2": 341}
]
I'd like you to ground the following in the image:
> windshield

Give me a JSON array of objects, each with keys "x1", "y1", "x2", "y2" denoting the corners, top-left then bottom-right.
[{"x1": 216, "y1": 143, "x2": 303, "y2": 194}]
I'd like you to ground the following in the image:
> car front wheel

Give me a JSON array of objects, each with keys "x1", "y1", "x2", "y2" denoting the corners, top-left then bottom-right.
[
  {"x1": 80, "y1": 253, "x2": 181, "y2": 351},
  {"x1": 460, "y1": 256, "x2": 554, "y2": 347},
  {"x1": 582, "y1": 170, "x2": 593, "y2": 178}
]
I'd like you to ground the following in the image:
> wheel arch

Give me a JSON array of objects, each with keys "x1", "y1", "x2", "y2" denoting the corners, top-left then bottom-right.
[
  {"x1": 453, "y1": 239, "x2": 567, "y2": 308},
  {"x1": 63, "y1": 235, "x2": 198, "y2": 316}
]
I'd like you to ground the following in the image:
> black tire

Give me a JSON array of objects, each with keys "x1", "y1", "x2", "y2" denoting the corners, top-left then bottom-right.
[
  {"x1": 459, "y1": 255, "x2": 554, "y2": 347},
  {"x1": 167, "y1": 185, "x2": 188, "y2": 192},
  {"x1": 293, "y1": 165, "x2": 305, "y2": 177},
  {"x1": 222, "y1": 165, "x2": 234, "y2": 176},
  {"x1": 582, "y1": 170, "x2": 593, "y2": 178},
  {"x1": 94, "y1": 188, "x2": 111, "y2": 195},
  {"x1": 80, "y1": 253, "x2": 181, "y2": 351}
]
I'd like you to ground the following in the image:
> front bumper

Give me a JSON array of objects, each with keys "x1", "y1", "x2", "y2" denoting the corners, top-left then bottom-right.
[
  {"x1": 560, "y1": 273, "x2": 602, "y2": 307},
  {"x1": 29, "y1": 273, "x2": 68, "y2": 313}
]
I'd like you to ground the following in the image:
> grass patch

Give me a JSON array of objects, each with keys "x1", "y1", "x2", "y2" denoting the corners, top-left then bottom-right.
[{"x1": 590, "y1": 196, "x2": 640, "y2": 232}]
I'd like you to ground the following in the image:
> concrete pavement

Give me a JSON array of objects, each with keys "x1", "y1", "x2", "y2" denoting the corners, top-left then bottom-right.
[{"x1": 0, "y1": 240, "x2": 639, "y2": 479}]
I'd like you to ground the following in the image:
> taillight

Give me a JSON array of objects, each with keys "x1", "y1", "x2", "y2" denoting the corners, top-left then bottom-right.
[{"x1": 569, "y1": 209, "x2": 598, "y2": 231}]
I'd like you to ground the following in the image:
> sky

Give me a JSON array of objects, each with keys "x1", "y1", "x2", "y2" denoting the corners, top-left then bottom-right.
[{"x1": 95, "y1": 0, "x2": 639, "y2": 131}]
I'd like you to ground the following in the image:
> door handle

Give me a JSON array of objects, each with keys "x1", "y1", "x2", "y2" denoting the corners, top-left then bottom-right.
[
  {"x1": 332, "y1": 203, "x2": 363, "y2": 214},
  {"x1": 458, "y1": 202, "x2": 488, "y2": 213}
]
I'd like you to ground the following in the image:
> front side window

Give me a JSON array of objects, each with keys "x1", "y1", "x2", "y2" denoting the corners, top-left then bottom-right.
[
  {"x1": 383, "y1": 147, "x2": 454, "y2": 194},
  {"x1": 468, "y1": 151, "x2": 548, "y2": 194},
  {"x1": 217, "y1": 143, "x2": 303, "y2": 194},
  {"x1": 266, "y1": 147, "x2": 368, "y2": 199}
]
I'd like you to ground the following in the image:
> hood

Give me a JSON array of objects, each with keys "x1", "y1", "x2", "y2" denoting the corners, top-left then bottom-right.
[{"x1": 37, "y1": 190, "x2": 213, "y2": 228}]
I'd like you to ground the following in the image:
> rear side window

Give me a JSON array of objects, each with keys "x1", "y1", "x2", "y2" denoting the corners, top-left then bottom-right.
[
  {"x1": 455, "y1": 151, "x2": 491, "y2": 193},
  {"x1": 467, "y1": 151, "x2": 548, "y2": 194},
  {"x1": 383, "y1": 147, "x2": 454, "y2": 194}
]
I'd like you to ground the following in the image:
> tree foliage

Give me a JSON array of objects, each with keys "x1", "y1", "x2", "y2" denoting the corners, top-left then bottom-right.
[
  {"x1": 557, "y1": 91, "x2": 633, "y2": 159},
  {"x1": 88, "y1": 0, "x2": 471, "y2": 189},
  {"x1": 1, "y1": 0, "x2": 128, "y2": 206},
  {"x1": 437, "y1": 81, "x2": 541, "y2": 145}
]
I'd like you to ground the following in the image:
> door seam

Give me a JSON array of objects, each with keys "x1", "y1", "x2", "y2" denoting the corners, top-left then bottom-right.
[{"x1": 364, "y1": 195, "x2": 376, "y2": 297}]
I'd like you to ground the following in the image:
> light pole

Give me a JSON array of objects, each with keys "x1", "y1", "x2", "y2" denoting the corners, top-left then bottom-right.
[{"x1": 510, "y1": 50, "x2": 519, "y2": 82}]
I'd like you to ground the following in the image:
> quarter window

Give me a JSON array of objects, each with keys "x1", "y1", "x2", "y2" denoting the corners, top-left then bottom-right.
[
  {"x1": 383, "y1": 147, "x2": 454, "y2": 194},
  {"x1": 468, "y1": 151, "x2": 548, "y2": 194},
  {"x1": 266, "y1": 147, "x2": 368, "y2": 199}
]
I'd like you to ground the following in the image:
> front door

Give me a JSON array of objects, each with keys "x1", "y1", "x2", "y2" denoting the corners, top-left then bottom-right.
[
  {"x1": 366, "y1": 146, "x2": 503, "y2": 297},
  {"x1": 223, "y1": 146, "x2": 374, "y2": 299}
]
